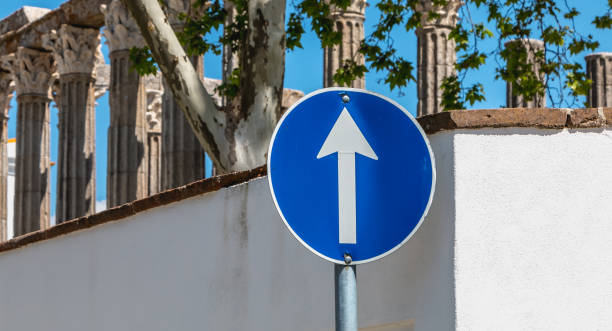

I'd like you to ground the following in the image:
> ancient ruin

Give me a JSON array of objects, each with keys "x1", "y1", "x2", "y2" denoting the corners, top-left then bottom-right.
[
  {"x1": 0, "y1": 0, "x2": 607, "y2": 241},
  {"x1": 415, "y1": 0, "x2": 461, "y2": 116},
  {"x1": 585, "y1": 52, "x2": 612, "y2": 107},
  {"x1": 324, "y1": 0, "x2": 366, "y2": 88},
  {"x1": 505, "y1": 38, "x2": 547, "y2": 108}
]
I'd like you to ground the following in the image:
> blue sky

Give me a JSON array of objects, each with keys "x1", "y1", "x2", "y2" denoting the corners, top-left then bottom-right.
[{"x1": 1, "y1": 0, "x2": 611, "y2": 219}]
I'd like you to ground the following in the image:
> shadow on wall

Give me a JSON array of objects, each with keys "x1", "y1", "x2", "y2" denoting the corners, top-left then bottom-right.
[{"x1": 357, "y1": 131, "x2": 457, "y2": 331}]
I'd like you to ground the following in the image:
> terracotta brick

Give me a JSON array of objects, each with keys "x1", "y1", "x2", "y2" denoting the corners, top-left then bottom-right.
[
  {"x1": 567, "y1": 108, "x2": 605, "y2": 128},
  {"x1": 602, "y1": 108, "x2": 612, "y2": 125},
  {"x1": 418, "y1": 108, "x2": 570, "y2": 134}
]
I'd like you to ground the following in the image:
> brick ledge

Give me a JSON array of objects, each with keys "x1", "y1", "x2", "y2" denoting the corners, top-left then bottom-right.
[{"x1": 417, "y1": 107, "x2": 612, "y2": 134}]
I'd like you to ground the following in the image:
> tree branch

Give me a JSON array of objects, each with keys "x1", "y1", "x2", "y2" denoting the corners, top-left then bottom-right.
[{"x1": 121, "y1": 0, "x2": 232, "y2": 173}]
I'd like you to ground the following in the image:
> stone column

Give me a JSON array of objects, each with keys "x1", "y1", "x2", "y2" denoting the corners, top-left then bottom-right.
[
  {"x1": 102, "y1": 0, "x2": 149, "y2": 207},
  {"x1": 145, "y1": 75, "x2": 162, "y2": 195},
  {"x1": 505, "y1": 39, "x2": 546, "y2": 108},
  {"x1": 323, "y1": 0, "x2": 366, "y2": 88},
  {"x1": 0, "y1": 70, "x2": 13, "y2": 242},
  {"x1": 415, "y1": 0, "x2": 461, "y2": 116},
  {"x1": 161, "y1": 0, "x2": 207, "y2": 190},
  {"x1": 585, "y1": 53, "x2": 612, "y2": 107},
  {"x1": 45, "y1": 24, "x2": 100, "y2": 223},
  {"x1": 94, "y1": 59, "x2": 110, "y2": 102},
  {"x1": 7, "y1": 47, "x2": 54, "y2": 236}
]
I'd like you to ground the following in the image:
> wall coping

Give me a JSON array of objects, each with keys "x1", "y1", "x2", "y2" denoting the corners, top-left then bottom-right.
[
  {"x1": 0, "y1": 166, "x2": 267, "y2": 255},
  {"x1": 1, "y1": 107, "x2": 611, "y2": 254},
  {"x1": 417, "y1": 107, "x2": 612, "y2": 134}
]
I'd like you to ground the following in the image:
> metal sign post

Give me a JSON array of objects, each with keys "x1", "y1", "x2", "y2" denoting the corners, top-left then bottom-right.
[
  {"x1": 335, "y1": 255, "x2": 357, "y2": 331},
  {"x1": 267, "y1": 88, "x2": 435, "y2": 331}
]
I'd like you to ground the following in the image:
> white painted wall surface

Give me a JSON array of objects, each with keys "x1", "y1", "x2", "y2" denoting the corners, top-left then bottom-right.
[
  {"x1": 453, "y1": 128, "x2": 612, "y2": 331},
  {"x1": 1, "y1": 128, "x2": 612, "y2": 331}
]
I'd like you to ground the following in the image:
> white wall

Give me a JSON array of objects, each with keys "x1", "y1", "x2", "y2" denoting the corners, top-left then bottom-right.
[
  {"x1": 0, "y1": 131, "x2": 455, "y2": 331},
  {"x1": 1, "y1": 128, "x2": 612, "y2": 331},
  {"x1": 453, "y1": 128, "x2": 612, "y2": 331}
]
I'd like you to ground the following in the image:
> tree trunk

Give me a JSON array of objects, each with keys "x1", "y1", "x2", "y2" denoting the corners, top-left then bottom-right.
[
  {"x1": 122, "y1": 0, "x2": 286, "y2": 173},
  {"x1": 122, "y1": 0, "x2": 227, "y2": 171}
]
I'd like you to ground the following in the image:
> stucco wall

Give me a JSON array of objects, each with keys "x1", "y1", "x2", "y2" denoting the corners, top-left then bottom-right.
[
  {"x1": 453, "y1": 128, "x2": 612, "y2": 331},
  {"x1": 0, "y1": 131, "x2": 454, "y2": 331},
  {"x1": 1, "y1": 127, "x2": 612, "y2": 331}
]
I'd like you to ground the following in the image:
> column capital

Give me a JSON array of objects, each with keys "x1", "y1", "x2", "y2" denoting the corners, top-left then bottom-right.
[
  {"x1": 324, "y1": 0, "x2": 367, "y2": 88},
  {"x1": 94, "y1": 62, "x2": 110, "y2": 100},
  {"x1": 4, "y1": 47, "x2": 55, "y2": 97},
  {"x1": 0, "y1": 70, "x2": 14, "y2": 120},
  {"x1": 146, "y1": 72, "x2": 163, "y2": 133},
  {"x1": 146, "y1": 89, "x2": 163, "y2": 133},
  {"x1": 44, "y1": 24, "x2": 101, "y2": 76},
  {"x1": 330, "y1": 0, "x2": 366, "y2": 17},
  {"x1": 504, "y1": 38, "x2": 545, "y2": 51},
  {"x1": 101, "y1": 0, "x2": 145, "y2": 52},
  {"x1": 415, "y1": 0, "x2": 461, "y2": 30},
  {"x1": 585, "y1": 52, "x2": 612, "y2": 62}
]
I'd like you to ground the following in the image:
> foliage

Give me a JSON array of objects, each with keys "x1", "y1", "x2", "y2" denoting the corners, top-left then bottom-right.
[
  {"x1": 130, "y1": 0, "x2": 612, "y2": 109},
  {"x1": 129, "y1": 46, "x2": 157, "y2": 75}
]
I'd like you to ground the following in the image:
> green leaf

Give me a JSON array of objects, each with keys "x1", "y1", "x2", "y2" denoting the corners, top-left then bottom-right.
[
  {"x1": 216, "y1": 67, "x2": 241, "y2": 98},
  {"x1": 129, "y1": 46, "x2": 157, "y2": 76},
  {"x1": 593, "y1": 14, "x2": 612, "y2": 29},
  {"x1": 440, "y1": 75, "x2": 464, "y2": 111},
  {"x1": 286, "y1": 13, "x2": 305, "y2": 51}
]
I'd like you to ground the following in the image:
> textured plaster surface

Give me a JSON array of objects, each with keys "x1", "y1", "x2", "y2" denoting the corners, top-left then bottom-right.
[
  {"x1": 2, "y1": 128, "x2": 612, "y2": 330},
  {"x1": 453, "y1": 128, "x2": 612, "y2": 331},
  {"x1": 0, "y1": 132, "x2": 455, "y2": 331}
]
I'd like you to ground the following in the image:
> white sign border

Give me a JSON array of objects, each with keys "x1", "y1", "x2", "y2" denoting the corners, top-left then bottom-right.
[{"x1": 267, "y1": 87, "x2": 437, "y2": 265}]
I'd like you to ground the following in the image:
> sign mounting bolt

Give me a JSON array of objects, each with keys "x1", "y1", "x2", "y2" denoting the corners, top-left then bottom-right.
[{"x1": 342, "y1": 94, "x2": 350, "y2": 103}]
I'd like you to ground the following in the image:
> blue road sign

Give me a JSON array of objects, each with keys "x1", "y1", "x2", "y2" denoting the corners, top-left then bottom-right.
[{"x1": 267, "y1": 88, "x2": 435, "y2": 264}]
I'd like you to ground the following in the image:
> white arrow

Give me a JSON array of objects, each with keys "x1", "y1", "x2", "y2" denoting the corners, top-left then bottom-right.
[{"x1": 317, "y1": 107, "x2": 378, "y2": 244}]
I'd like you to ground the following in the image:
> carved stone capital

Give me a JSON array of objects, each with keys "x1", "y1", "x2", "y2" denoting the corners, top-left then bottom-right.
[
  {"x1": 416, "y1": 0, "x2": 461, "y2": 29},
  {"x1": 146, "y1": 89, "x2": 163, "y2": 132},
  {"x1": 0, "y1": 70, "x2": 14, "y2": 119},
  {"x1": 92, "y1": 46, "x2": 109, "y2": 101},
  {"x1": 329, "y1": 0, "x2": 367, "y2": 16},
  {"x1": 94, "y1": 62, "x2": 110, "y2": 101},
  {"x1": 504, "y1": 38, "x2": 545, "y2": 53},
  {"x1": 44, "y1": 24, "x2": 101, "y2": 75},
  {"x1": 503, "y1": 38, "x2": 545, "y2": 73},
  {"x1": 101, "y1": 0, "x2": 144, "y2": 52},
  {"x1": 0, "y1": 53, "x2": 15, "y2": 80},
  {"x1": 6, "y1": 47, "x2": 55, "y2": 97},
  {"x1": 145, "y1": 72, "x2": 163, "y2": 132}
]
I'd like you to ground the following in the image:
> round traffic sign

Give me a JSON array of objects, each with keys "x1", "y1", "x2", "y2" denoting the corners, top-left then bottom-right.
[{"x1": 268, "y1": 88, "x2": 435, "y2": 264}]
